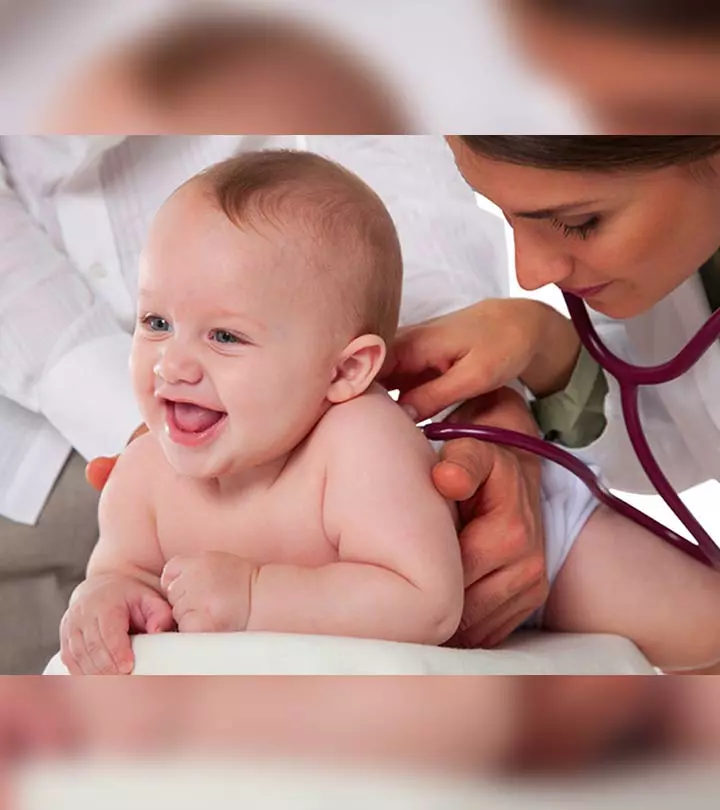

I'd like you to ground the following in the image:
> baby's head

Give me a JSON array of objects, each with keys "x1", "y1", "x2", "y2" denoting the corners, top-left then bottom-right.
[{"x1": 131, "y1": 150, "x2": 402, "y2": 479}]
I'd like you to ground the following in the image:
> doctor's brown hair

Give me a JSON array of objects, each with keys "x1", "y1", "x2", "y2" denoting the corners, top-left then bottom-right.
[
  {"x1": 459, "y1": 137, "x2": 720, "y2": 173},
  {"x1": 516, "y1": 1, "x2": 720, "y2": 37}
]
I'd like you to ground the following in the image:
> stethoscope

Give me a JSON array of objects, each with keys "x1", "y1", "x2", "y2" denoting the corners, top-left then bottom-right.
[{"x1": 423, "y1": 292, "x2": 720, "y2": 570}]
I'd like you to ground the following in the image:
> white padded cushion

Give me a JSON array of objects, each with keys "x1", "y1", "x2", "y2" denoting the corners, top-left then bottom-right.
[
  {"x1": 18, "y1": 760, "x2": 718, "y2": 810},
  {"x1": 44, "y1": 631, "x2": 656, "y2": 675}
]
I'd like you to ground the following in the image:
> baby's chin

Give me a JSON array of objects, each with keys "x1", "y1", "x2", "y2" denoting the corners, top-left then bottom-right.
[
  {"x1": 154, "y1": 433, "x2": 251, "y2": 481},
  {"x1": 159, "y1": 442, "x2": 235, "y2": 480}
]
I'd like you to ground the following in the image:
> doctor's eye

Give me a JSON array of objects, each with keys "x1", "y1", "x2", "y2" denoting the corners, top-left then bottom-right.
[
  {"x1": 140, "y1": 314, "x2": 172, "y2": 333},
  {"x1": 551, "y1": 215, "x2": 601, "y2": 241}
]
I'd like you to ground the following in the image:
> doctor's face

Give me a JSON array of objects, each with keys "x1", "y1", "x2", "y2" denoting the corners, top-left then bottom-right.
[{"x1": 448, "y1": 138, "x2": 720, "y2": 319}]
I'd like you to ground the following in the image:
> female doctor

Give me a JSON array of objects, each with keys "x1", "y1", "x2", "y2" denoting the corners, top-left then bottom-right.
[{"x1": 386, "y1": 136, "x2": 720, "y2": 505}]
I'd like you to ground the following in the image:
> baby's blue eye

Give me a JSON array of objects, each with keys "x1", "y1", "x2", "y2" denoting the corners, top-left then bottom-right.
[
  {"x1": 211, "y1": 329, "x2": 242, "y2": 345},
  {"x1": 143, "y1": 315, "x2": 172, "y2": 332}
]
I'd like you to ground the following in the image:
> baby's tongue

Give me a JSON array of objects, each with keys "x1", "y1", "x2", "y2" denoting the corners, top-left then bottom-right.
[{"x1": 172, "y1": 402, "x2": 223, "y2": 433}]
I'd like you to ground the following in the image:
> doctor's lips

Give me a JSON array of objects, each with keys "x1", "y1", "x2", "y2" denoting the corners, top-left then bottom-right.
[
  {"x1": 559, "y1": 282, "x2": 611, "y2": 300},
  {"x1": 159, "y1": 396, "x2": 228, "y2": 447}
]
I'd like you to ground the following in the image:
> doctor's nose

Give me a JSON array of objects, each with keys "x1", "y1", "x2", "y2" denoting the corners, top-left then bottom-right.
[
  {"x1": 513, "y1": 232, "x2": 574, "y2": 292},
  {"x1": 153, "y1": 342, "x2": 203, "y2": 386}
]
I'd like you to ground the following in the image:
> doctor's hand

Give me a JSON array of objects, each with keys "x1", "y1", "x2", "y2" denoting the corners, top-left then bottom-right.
[
  {"x1": 86, "y1": 424, "x2": 148, "y2": 491},
  {"x1": 433, "y1": 387, "x2": 548, "y2": 649},
  {"x1": 382, "y1": 298, "x2": 581, "y2": 420}
]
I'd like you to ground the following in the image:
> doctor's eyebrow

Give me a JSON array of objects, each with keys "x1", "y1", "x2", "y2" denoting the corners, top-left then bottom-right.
[{"x1": 514, "y1": 200, "x2": 602, "y2": 219}]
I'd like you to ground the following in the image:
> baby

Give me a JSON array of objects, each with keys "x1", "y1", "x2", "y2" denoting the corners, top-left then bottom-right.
[
  {"x1": 60, "y1": 150, "x2": 464, "y2": 675},
  {"x1": 60, "y1": 150, "x2": 720, "y2": 676}
]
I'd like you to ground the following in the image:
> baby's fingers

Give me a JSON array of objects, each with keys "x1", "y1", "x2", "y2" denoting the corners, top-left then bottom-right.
[
  {"x1": 83, "y1": 612, "x2": 132, "y2": 675},
  {"x1": 61, "y1": 628, "x2": 94, "y2": 676},
  {"x1": 176, "y1": 609, "x2": 212, "y2": 634},
  {"x1": 169, "y1": 590, "x2": 194, "y2": 629},
  {"x1": 60, "y1": 610, "x2": 102, "y2": 675},
  {"x1": 161, "y1": 556, "x2": 190, "y2": 594},
  {"x1": 98, "y1": 608, "x2": 135, "y2": 674},
  {"x1": 140, "y1": 594, "x2": 176, "y2": 634}
]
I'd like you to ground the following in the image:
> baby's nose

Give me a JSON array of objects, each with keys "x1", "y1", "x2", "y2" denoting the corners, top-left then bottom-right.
[{"x1": 153, "y1": 344, "x2": 203, "y2": 385}]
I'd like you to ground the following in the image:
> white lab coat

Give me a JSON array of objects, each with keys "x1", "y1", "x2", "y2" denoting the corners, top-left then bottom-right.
[
  {"x1": 0, "y1": 135, "x2": 508, "y2": 525},
  {"x1": 575, "y1": 274, "x2": 720, "y2": 494}
]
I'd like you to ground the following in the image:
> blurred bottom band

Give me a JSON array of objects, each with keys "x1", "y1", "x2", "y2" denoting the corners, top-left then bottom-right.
[
  {"x1": 0, "y1": 676, "x2": 718, "y2": 784},
  {"x1": 10, "y1": 757, "x2": 720, "y2": 810}
]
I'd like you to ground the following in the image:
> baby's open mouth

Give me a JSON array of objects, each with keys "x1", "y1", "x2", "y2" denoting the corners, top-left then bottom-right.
[{"x1": 164, "y1": 399, "x2": 227, "y2": 442}]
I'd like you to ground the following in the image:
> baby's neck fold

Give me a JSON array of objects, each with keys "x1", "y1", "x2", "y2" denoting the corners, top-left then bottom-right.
[{"x1": 206, "y1": 454, "x2": 291, "y2": 498}]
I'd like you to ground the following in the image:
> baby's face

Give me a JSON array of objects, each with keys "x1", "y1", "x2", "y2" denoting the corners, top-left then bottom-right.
[{"x1": 131, "y1": 183, "x2": 342, "y2": 479}]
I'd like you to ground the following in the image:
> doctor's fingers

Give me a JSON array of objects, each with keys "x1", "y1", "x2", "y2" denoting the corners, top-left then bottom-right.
[
  {"x1": 85, "y1": 455, "x2": 118, "y2": 492},
  {"x1": 459, "y1": 498, "x2": 546, "y2": 587},
  {"x1": 397, "y1": 357, "x2": 508, "y2": 423},
  {"x1": 454, "y1": 566, "x2": 549, "y2": 649},
  {"x1": 454, "y1": 513, "x2": 549, "y2": 648},
  {"x1": 85, "y1": 425, "x2": 149, "y2": 491},
  {"x1": 380, "y1": 322, "x2": 449, "y2": 382},
  {"x1": 433, "y1": 437, "x2": 497, "y2": 502}
]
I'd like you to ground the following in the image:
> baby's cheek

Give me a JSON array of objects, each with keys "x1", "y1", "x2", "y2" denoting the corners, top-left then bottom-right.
[
  {"x1": 215, "y1": 365, "x2": 260, "y2": 416},
  {"x1": 129, "y1": 342, "x2": 160, "y2": 418}
]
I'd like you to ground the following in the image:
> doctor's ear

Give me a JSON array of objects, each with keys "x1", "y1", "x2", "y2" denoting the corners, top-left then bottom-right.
[{"x1": 327, "y1": 334, "x2": 386, "y2": 404}]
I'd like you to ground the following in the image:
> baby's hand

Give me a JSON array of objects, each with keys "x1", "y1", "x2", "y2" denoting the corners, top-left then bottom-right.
[
  {"x1": 60, "y1": 574, "x2": 175, "y2": 675},
  {"x1": 160, "y1": 552, "x2": 257, "y2": 633}
]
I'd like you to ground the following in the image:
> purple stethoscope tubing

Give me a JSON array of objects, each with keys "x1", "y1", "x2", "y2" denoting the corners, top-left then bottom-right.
[{"x1": 423, "y1": 292, "x2": 720, "y2": 570}]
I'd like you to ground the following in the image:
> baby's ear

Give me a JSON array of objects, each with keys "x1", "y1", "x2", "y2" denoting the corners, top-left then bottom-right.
[{"x1": 327, "y1": 335, "x2": 386, "y2": 404}]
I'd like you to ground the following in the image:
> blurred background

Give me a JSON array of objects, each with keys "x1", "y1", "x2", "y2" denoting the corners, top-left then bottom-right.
[
  {"x1": 2, "y1": 0, "x2": 719, "y2": 134},
  {"x1": 0, "y1": 0, "x2": 593, "y2": 133}
]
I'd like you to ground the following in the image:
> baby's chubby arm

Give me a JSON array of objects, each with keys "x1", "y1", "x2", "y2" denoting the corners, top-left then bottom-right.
[
  {"x1": 60, "y1": 434, "x2": 173, "y2": 674},
  {"x1": 246, "y1": 393, "x2": 464, "y2": 644}
]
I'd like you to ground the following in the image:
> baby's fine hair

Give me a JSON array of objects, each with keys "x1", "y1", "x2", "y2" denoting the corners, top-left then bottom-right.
[{"x1": 198, "y1": 149, "x2": 403, "y2": 344}]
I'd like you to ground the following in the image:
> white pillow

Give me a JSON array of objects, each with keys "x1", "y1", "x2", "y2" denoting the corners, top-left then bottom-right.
[{"x1": 44, "y1": 631, "x2": 656, "y2": 675}]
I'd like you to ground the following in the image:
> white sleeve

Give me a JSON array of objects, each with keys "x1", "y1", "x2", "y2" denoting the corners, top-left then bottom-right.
[
  {"x1": 0, "y1": 154, "x2": 142, "y2": 460},
  {"x1": 301, "y1": 136, "x2": 508, "y2": 326},
  {"x1": 570, "y1": 314, "x2": 706, "y2": 495}
]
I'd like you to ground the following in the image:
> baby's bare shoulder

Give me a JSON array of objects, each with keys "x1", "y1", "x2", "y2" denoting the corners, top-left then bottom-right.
[
  {"x1": 117, "y1": 431, "x2": 166, "y2": 468},
  {"x1": 106, "y1": 432, "x2": 170, "y2": 493},
  {"x1": 314, "y1": 386, "x2": 434, "y2": 464},
  {"x1": 97, "y1": 433, "x2": 170, "y2": 533}
]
